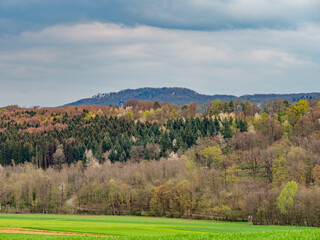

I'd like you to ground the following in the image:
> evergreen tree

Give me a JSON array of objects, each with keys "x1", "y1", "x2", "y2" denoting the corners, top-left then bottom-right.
[
  {"x1": 153, "y1": 101, "x2": 161, "y2": 109},
  {"x1": 221, "y1": 119, "x2": 233, "y2": 139},
  {"x1": 102, "y1": 136, "x2": 112, "y2": 152}
]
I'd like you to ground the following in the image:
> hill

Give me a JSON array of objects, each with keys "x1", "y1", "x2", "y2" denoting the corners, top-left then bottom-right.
[
  {"x1": 65, "y1": 87, "x2": 235, "y2": 106},
  {"x1": 65, "y1": 87, "x2": 320, "y2": 106}
]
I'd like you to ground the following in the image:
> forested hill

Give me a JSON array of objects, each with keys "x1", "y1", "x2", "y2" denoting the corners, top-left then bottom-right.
[
  {"x1": 66, "y1": 88, "x2": 235, "y2": 106},
  {"x1": 65, "y1": 87, "x2": 320, "y2": 106}
]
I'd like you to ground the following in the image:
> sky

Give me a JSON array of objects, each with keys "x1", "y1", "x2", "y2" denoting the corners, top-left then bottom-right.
[{"x1": 0, "y1": 0, "x2": 319, "y2": 107}]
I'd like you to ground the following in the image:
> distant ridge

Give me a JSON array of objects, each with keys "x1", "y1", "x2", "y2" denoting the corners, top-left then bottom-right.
[{"x1": 65, "y1": 87, "x2": 320, "y2": 106}]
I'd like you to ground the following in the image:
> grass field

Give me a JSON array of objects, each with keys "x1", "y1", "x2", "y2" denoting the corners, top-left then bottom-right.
[{"x1": 0, "y1": 214, "x2": 319, "y2": 239}]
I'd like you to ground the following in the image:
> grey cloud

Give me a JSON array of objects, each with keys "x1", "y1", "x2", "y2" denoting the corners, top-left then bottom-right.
[{"x1": 0, "y1": 0, "x2": 319, "y2": 36}]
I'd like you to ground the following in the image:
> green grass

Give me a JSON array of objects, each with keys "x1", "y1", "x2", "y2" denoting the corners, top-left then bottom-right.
[{"x1": 0, "y1": 214, "x2": 319, "y2": 239}]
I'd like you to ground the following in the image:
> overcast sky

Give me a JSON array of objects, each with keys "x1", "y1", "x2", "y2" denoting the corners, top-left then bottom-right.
[{"x1": 0, "y1": 0, "x2": 319, "y2": 107}]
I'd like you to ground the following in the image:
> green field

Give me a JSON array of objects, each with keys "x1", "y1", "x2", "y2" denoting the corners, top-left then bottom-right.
[{"x1": 0, "y1": 214, "x2": 319, "y2": 239}]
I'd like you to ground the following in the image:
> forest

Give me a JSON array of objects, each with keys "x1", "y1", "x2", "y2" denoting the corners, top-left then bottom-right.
[{"x1": 0, "y1": 98, "x2": 319, "y2": 226}]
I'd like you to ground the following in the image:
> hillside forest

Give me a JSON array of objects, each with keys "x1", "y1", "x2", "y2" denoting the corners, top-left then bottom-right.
[{"x1": 0, "y1": 98, "x2": 320, "y2": 226}]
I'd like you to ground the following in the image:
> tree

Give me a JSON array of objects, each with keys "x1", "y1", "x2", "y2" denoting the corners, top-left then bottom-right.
[
  {"x1": 286, "y1": 146, "x2": 312, "y2": 185},
  {"x1": 144, "y1": 143, "x2": 161, "y2": 160},
  {"x1": 262, "y1": 99, "x2": 286, "y2": 115},
  {"x1": 225, "y1": 164, "x2": 241, "y2": 185},
  {"x1": 211, "y1": 100, "x2": 227, "y2": 115},
  {"x1": 202, "y1": 101, "x2": 214, "y2": 118},
  {"x1": 200, "y1": 145, "x2": 223, "y2": 169},
  {"x1": 129, "y1": 145, "x2": 144, "y2": 162},
  {"x1": 277, "y1": 180, "x2": 298, "y2": 215},
  {"x1": 153, "y1": 101, "x2": 161, "y2": 110},
  {"x1": 83, "y1": 149, "x2": 99, "y2": 167},
  {"x1": 272, "y1": 155, "x2": 289, "y2": 187},
  {"x1": 125, "y1": 111, "x2": 133, "y2": 121},
  {"x1": 311, "y1": 165, "x2": 320, "y2": 185},
  {"x1": 243, "y1": 148, "x2": 261, "y2": 181},
  {"x1": 287, "y1": 100, "x2": 310, "y2": 126},
  {"x1": 123, "y1": 99, "x2": 139, "y2": 109},
  {"x1": 221, "y1": 118, "x2": 233, "y2": 139},
  {"x1": 241, "y1": 101, "x2": 260, "y2": 116},
  {"x1": 173, "y1": 180, "x2": 193, "y2": 217},
  {"x1": 236, "y1": 119, "x2": 247, "y2": 132},
  {"x1": 102, "y1": 136, "x2": 112, "y2": 153},
  {"x1": 255, "y1": 116, "x2": 282, "y2": 144},
  {"x1": 53, "y1": 144, "x2": 65, "y2": 172},
  {"x1": 160, "y1": 132, "x2": 171, "y2": 153},
  {"x1": 150, "y1": 184, "x2": 173, "y2": 217},
  {"x1": 182, "y1": 103, "x2": 198, "y2": 118}
]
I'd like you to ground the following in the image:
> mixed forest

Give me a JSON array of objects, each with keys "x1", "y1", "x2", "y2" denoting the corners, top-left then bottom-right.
[{"x1": 0, "y1": 98, "x2": 320, "y2": 226}]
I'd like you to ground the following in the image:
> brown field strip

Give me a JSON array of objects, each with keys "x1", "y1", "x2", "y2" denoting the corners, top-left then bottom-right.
[{"x1": 0, "y1": 227, "x2": 109, "y2": 237}]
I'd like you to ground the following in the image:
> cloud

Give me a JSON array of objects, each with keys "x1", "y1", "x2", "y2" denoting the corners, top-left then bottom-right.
[
  {"x1": 0, "y1": 1, "x2": 319, "y2": 107},
  {"x1": 0, "y1": 22, "x2": 319, "y2": 107},
  {"x1": 0, "y1": 0, "x2": 319, "y2": 36}
]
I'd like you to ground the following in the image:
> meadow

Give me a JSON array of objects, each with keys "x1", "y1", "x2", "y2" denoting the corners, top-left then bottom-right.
[{"x1": 0, "y1": 214, "x2": 320, "y2": 239}]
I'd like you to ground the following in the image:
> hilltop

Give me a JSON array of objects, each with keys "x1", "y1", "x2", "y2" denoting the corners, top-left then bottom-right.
[{"x1": 65, "y1": 87, "x2": 320, "y2": 106}]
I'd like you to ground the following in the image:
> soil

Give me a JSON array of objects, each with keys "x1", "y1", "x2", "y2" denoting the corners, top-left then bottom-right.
[{"x1": 0, "y1": 227, "x2": 109, "y2": 237}]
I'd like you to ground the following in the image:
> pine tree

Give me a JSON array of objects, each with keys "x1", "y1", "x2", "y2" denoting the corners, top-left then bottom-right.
[{"x1": 221, "y1": 118, "x2": 233, "y2": 139}]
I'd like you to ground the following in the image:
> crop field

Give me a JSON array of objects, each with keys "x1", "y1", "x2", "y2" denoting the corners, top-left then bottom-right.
[{"x1": 0, "y1": 214, "x2": 319, "y2": 239}]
